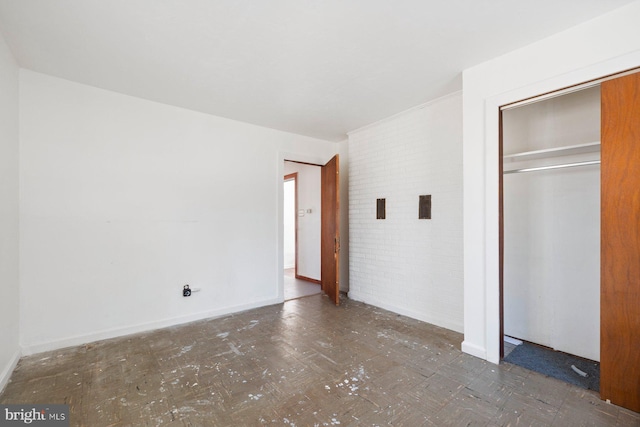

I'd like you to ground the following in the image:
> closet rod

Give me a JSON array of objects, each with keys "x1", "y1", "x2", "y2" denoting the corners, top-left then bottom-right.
[
  {"x1": 503, "y1": 141, "x2": 600, "y2": 162},
  {"x1": 504, "y1": 160, "x2": 600, "y2": 175}
]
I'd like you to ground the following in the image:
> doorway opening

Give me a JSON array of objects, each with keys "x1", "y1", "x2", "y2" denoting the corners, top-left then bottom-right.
[
  {"x1": 283, "y1": 173, "x2": 297, "y2": 272},
  {"x1": 283, "y1": 165, "x2": 321, "y2": 301},
  {"x1": 282, "y1": 156, "x2": 340, "y2": 304},
  {"x1": 500, "y1": 85, "x2": 601, "y2": 391}
]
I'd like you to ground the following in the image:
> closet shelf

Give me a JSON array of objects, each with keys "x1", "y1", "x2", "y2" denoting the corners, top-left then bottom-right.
[{"x1": 503, "y1": 141, "x2": 600, "y2": 162}]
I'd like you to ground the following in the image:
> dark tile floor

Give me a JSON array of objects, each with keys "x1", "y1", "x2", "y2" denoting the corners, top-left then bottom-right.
[{"x1": 1, "y1": 294, "x2": 638, "y2": 426}]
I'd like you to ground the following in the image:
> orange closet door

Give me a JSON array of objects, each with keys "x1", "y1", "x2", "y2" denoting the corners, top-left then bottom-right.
[{"x1": 600, "y1": 72, "x2": 640, "y2": 412}]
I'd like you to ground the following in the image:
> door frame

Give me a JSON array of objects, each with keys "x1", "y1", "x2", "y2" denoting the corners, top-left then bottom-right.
[
  {"x1": 469, "y1": 53, "x2": 640, "y2": 366},
  {"x1": 498, "y1": 68, "x2": 640, "y2": 358},
  {"x1": 277, "y1": 152, "x2": 340, "y2": 303},
  {"x1": 498, "y1": 69, "x2": 640, "y2": 412}
]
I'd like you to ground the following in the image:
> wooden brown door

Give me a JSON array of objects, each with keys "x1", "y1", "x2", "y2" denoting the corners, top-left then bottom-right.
[
  {"x1": 601, "y1": 72, "x2": 640, "y2": 412},
  {"x1": 321, "y1": 155, "x2": 340, "y2": 305}
]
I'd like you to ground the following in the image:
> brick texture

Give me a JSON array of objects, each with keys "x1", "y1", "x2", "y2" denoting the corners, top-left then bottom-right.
[{"x1": 348, "y1": 92, "x2": 463, "y2": 332}]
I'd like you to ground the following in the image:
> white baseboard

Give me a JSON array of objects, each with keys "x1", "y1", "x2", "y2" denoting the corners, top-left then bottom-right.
[
  {"x1": 347, "y1": 291, "x2": 464, "y2": 334},
  {"x1": 461, "y1": 340, "x2": 487, "y2": 361},
  {"x1": 0, "y1": 349, "x2": 21, "y2": 394},
  {"x1": 21, "y1": 297, "x2": 281, "y2": 356},
  {"x1": 504, "y1": 335, "x2": 523, "y2": 346}
]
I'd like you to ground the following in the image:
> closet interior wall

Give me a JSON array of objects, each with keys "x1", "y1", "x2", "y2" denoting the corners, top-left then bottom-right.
[{"x1": 502, "y1": 86, "x2": 601, "y2": 362}]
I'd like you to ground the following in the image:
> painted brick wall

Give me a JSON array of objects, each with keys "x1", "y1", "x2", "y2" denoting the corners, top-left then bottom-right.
[{"x1": 348, "y1": 91, "x2": 463, "y2": 333}]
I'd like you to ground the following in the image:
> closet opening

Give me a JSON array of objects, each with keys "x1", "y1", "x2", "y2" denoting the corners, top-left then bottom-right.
[{"x1": 499, "y1": 85, "x2": 601, "y2": 391}]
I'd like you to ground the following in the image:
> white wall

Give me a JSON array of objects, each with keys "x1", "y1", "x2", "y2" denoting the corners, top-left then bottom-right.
[
  {"x1": 0, "y1": 31, "x2": 20, "y2": 391},
  {"x1": 502, "y1": 88, "x2": 600, "y2": 361},
  {"x1": 348, "y1": 92, "x2": 463, "y2": 333},
  {"x1": 462, "y1": 0, "x2": 640, "y2": 363},
  {"x1": 283, "y1": 161, "x2": 321, "y2": 281},
  {"x1": 19, "y1": 70, "x2": 338, "y2": 354}
]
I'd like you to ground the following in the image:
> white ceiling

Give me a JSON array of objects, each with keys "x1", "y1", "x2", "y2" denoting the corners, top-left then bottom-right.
[{"x1": 0, "y1": 1, "x2": 635, "y2": 141}]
